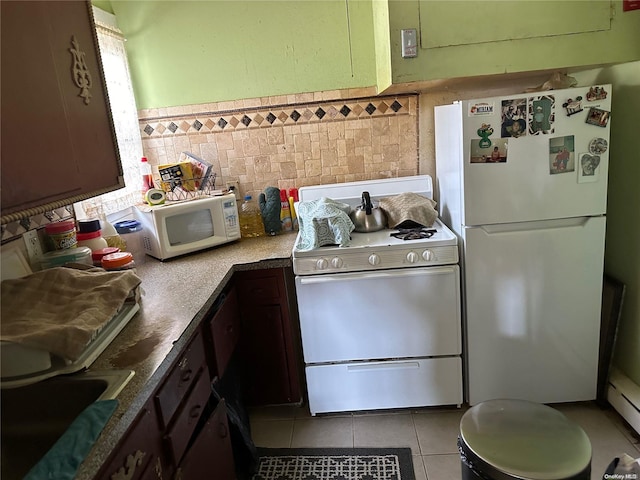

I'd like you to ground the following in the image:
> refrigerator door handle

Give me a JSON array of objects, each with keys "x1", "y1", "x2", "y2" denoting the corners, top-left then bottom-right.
[{"x1": 475, "y1": 216, "x2": 602, "y2": 234}]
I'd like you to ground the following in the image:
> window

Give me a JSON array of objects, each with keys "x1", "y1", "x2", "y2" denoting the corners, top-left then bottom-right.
[{"x1": 75, "y1": 7, "x2": 142, "y2": 219}]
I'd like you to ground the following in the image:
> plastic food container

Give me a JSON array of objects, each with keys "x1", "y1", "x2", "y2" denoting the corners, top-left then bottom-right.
[
  {"x1": 77, "y1": 219, "x2": 102, "y2": 233},
  {"x1": 101, "y1": 251, "x2": 135, "y2": 270},
  {"x1": 114, "y1": 220, "x2": 144, "y2": 260},
  {"x1": 44, "y1": 220, "x2": 77, "y2": 250},
  {"x1": 76, "y1": 230, "x2": 109, "y2": 252},
  {"x1": 40, "y1": 246, "x2": 92, "y2": 269},
  {"x1": 91, "y1": 247, "x2": 120, "y2": 266},
  {"x1": 114, "y1": 220, "x2": 142, "y2": 234}
]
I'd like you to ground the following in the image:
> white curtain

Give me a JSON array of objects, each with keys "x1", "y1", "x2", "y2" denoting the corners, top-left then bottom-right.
[{"x1": 75, "y1": 9, "x2": 142, "y2": 219}]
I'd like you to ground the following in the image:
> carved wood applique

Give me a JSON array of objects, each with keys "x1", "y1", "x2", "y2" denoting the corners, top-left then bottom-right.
[
  {"x1": 111, "y1": 450, "x2": 146, "y2": 480},
  {"x1": 69, "y1": 35, "x2": 92, "y2": 105}
]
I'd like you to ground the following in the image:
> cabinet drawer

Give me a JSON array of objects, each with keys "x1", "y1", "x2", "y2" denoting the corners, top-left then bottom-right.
[
  {"x1": 155, "y1": 331, "x2": 206, "y2": 429},
  {"x1": 98, "y1": 406, "x2": 164, "y2": 480},
  {"x1": 164, "y1": 368, "x2": 211, "y2": 465},
  {"x1": 209, "y1": 288, "x2": 240, "y2": 378},
  {"x1": 306, "y1": 357, "x2": 463, "y2": 415},
  {"x1": 174, "y1": 400, "x2": 235, "y2": 480},
  {"x1": 236, "y1": 269, "x2": 284, "y2": 305}
]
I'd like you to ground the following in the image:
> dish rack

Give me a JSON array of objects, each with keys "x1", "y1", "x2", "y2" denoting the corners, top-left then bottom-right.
[
  {"x1": 158, "y1": 172, "x2": 218, "y2": 202},
  {"x1": 156, "y1": 151, "x2": 217, "y2": 202}
]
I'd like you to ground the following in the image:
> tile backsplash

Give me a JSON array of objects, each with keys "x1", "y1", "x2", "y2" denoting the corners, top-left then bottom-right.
[
  {"x1": 138, "y1": 92, "x2": 419, "y2": 200},
  {"x1": 1, "y1": 205, "x2": 74, "y2": 245},
  {"x1": 2, "y1": 92, "x2": 418, "y2": 244}
]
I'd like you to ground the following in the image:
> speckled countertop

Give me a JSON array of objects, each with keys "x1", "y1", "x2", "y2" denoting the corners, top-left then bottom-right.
[{"x1": 75, "y1": 233, "x2": 297, "y2": 480}]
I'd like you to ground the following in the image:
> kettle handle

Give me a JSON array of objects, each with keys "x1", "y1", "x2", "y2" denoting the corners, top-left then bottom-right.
[{"x1": 362, "y1": 191, "x2": 373, "y2": 215}]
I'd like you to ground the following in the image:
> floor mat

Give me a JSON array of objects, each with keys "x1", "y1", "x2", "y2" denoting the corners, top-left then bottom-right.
[{"x1": 252, "y1": 447, "x2": 415, "y2": 480}]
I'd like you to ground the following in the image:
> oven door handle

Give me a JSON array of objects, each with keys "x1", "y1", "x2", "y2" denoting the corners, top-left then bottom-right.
[
  {"x1": 297, "y1": 266, "x2": 455, "y2": 284},
  {"x1": 347, "y1": 361, "x2": 420, "y2": 372}
]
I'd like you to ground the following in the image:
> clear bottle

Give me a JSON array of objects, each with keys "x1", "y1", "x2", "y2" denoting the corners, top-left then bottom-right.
[{"x1": 239, "y1": 195, "x2": 266, "y2": 238}]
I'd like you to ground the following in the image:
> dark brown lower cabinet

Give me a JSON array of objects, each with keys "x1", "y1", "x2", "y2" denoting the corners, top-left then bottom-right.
[
  {"x1": 205, "y1": 286, "x2": 241, "y2": 380},
  {"x1": 97, "y1": 403, "x2": 169, "y2": 480},
  {"x1": 96, "y1": 330, "x2": 236, "y2": 479},
  {"x1": 97, "y1": 266, "x2": 301, "y2": 478},
  {"x1": 173, "y1": 400, "x2": 235, "y2": 480},
  {"x1": 236, "y1": 267, "x2": 302, "y2": 406}
]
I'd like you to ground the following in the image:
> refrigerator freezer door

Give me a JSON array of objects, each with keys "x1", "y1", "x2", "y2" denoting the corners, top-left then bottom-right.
[
  {"x1": 464, "y1": 216, "x2": 605, "y2": 405},
  {"x1": 459, "y1": 85, "x2": 611, "y2": 226}
]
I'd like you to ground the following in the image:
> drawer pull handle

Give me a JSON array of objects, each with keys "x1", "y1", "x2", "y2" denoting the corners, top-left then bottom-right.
[
  {"x1": 218, "y1": 422, "x2": 228, "y2": 438},
  {"x1": 178, "y1": 357, "x2": 188, "y2": 370},
  {"x1": 189, "y1": 405, "x2": 202, "y2": 418},
  {"x1": 347, "y1": 362, "x2": 420, "y2": 372},
  {"x1": 180, "y1": 369, "x2": 193, "y2": 382}
]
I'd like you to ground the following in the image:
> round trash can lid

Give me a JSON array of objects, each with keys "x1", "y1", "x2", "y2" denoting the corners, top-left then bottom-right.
[{"x1": 460, "y1": 399, "x2": 591, "y2": 480}]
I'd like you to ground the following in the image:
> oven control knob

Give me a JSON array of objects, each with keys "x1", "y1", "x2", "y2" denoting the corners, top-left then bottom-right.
[
  {"x1": 331, "y1": 257, "x2": 343, "y2": 268},
  {"x1": 316, "y1": 258, "x2": 329, "y2": 270},
  {"x1": 406, "y1": 251, "x2": 419, "y2": 263},
  {"x1": 422, "y1": 250, "x2": 435, "y2": 261},
  {"x1": 368, "y1": 253, "x2": 381, "y2": 266}
]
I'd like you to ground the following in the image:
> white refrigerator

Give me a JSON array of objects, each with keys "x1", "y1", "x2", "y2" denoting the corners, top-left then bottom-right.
[{"x1": 435, "y1": 84, "x2": 612, "y2": 405}]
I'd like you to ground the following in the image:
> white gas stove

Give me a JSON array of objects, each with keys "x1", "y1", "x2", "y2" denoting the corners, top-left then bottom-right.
[
  {"x1": 293, "y1": 217, "x2": 458, "y2": 275},
  {"x1": 291, "y1": 175, "x2": 463, "y2": 415},
  {"x1": 292, "y1": 175, "x2": 458, "y2": 275}
]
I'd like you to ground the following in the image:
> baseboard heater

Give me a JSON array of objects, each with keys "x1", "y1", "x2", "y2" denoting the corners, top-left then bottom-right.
[{"x1": 607, "y1": 367, "x2": 640, "y2": 435}]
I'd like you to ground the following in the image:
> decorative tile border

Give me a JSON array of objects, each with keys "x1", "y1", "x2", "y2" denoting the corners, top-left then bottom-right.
[
  {"x1": 1, "y1": 205, "x2": 74, "y2": 244},
  {"x1": 140, "y1": 96, "x2": 411, "y2": 138}
]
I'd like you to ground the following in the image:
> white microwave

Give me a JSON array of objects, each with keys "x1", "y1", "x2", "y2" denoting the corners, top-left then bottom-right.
[{"x1": 134, "y1": 193, "x2": 240, "y2": 260}]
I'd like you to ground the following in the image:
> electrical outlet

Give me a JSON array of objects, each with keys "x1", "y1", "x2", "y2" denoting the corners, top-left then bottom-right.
[
  {"x1": 226, "y1": 181, "x2": 240, "y2": 200},
  {"x1": 23, "y1": 229, "x2": 44, "y2": 267}
]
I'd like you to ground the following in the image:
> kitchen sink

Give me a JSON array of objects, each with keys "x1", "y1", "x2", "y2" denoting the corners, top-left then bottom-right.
[{"x1": 1, "y1": 369, "x2": 134, "y2": 480}]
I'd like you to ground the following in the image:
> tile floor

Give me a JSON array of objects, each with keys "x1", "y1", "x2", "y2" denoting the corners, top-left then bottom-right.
[{"x1": 249, "y1": 402, "x2": 640, "y2": 480}]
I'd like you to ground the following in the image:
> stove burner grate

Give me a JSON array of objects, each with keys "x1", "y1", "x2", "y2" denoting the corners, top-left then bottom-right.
[{"x1": 390, "y1": 227, "x2": 437, "y2": 241}]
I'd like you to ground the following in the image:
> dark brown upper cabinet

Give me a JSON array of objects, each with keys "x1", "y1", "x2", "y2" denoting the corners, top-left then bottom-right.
[{"x1": 1, "y1": 1, "x2": 123, "y2": 223}]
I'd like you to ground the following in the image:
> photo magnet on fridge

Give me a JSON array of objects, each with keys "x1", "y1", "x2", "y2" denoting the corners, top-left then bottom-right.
[
  {"x1": 468, "y1": 102, "x2": 495, "y2": 116},
  {"x1": 586, "y1": 86, "x2": 608, "y2": 102},
  {"x1": 501, "y1": 98, "x2": 527, "y2": 138},
  {"x1": 549, "y1": 135, "x2": 575, "y2": 174},
  {"x1": 562, "y1": 96, "x2": 584, "y2": 116},
  {"x1": 586, "y1": 107, "x2": 610, "y2": 127},
  {"x1": 470, "y1": 138, "x2": 508, "y2": 164},
  {"x1": 528, "y1": 95, "x2": 555, "y2": 135},
  {"x1": 589, "y1": 138, "x2": 608, "y2": 155},
  {"x1": 476, "y1": 123, "x2": 494, "y2": 148},
  {"x1": 578, "y1": 153, "x2": 601, "y2": 183}
]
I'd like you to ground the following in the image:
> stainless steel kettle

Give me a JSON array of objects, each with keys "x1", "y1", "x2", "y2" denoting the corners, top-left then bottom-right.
[{"x1": 349, "y1": 191, "x2": 387, "y2": 233}]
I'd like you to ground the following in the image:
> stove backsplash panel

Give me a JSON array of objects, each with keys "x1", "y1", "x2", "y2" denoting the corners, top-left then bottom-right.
[{"x1": 138, "y1": 92, "x2": 418, "y2": 200}]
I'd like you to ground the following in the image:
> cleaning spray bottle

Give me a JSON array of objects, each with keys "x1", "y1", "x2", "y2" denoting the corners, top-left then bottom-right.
[
  {"x1": 280, "y1": 189, "x2": 293, "y2": 232},
  {"x1": 288, "y1": 188, "x2": 299, "y2": 231}
]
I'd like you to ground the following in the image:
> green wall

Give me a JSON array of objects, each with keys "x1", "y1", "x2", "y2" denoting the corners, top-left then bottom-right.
[
  {"x1": 106, "y1": 0, "x2": 380, "y2": 109},
  {"x1": 92, "y1": 0, "x2": 113, "y2": 14},
  {"x1": 389, "y1": 0, "x2": 640, "y2": 84},
  {"x1": 372, "y1": 0, "x2": 392, "y2": 93},
  {"x1": 103, "y1": 0, "x2": 640, "y2": 110},
  {"x1": 574, "y1": 62, "x2": 640, "y2": 387}
]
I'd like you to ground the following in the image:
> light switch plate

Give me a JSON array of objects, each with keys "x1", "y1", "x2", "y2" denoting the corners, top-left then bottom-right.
[{"x1": 401, "y1": 29, "x2": 418, "y2": 58}]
